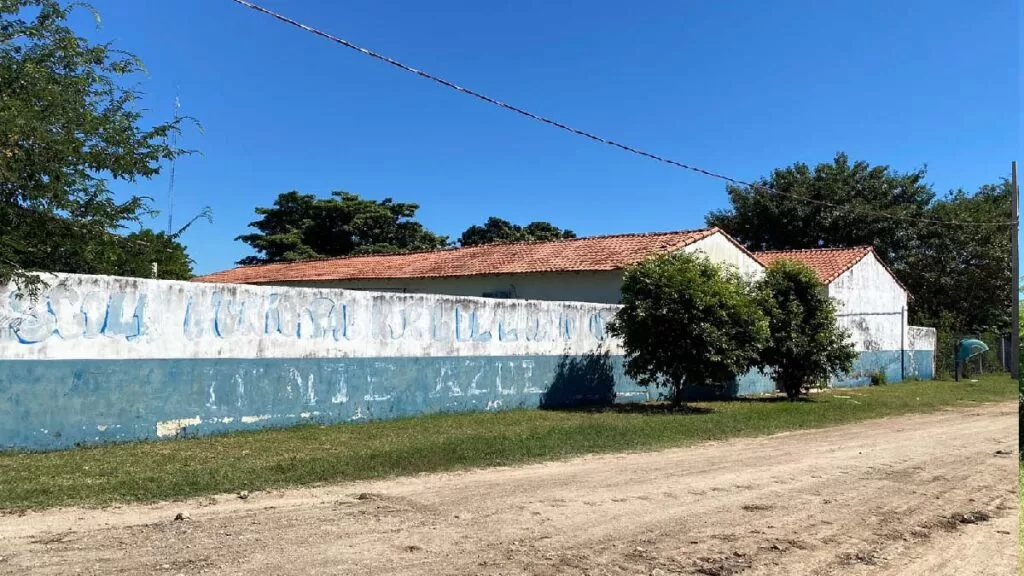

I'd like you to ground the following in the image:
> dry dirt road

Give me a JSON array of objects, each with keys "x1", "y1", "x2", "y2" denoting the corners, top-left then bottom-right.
[{"x1": 0, "y1": 402, "x2": 1017, "y2": 576}]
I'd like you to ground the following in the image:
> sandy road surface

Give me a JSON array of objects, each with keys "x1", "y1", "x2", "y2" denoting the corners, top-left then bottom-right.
[{"x1": 0, "y1": 402, "x2": 1017, "y2": 575}]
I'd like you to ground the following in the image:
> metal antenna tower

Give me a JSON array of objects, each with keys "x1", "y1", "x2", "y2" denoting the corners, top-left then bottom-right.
[{"x1": 166, "y1": 95, "x2": 181, "y2": 234}]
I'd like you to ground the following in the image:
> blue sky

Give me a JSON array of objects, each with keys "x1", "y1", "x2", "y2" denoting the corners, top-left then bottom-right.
[{"x1": 70, "y1": 0, "x2": 1021, "y2": 275}]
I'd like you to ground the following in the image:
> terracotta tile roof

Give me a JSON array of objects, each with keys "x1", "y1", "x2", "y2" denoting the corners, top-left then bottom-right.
[
  {"x1": 753, "y1": 246, "x2": 875, "y2": 284},
  {"x1": 194, "y1": 228, "x2": 722, "y2": 285}
]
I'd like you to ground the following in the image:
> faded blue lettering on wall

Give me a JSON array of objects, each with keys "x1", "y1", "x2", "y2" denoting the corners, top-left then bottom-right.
[
  {"x1": 0, "y1": 348, "x2": 935, "y2": 451},
  {"x1": 1, "y1": 285, "x2": 614, "y2": 347},
  {"x1": 0, "y1": 277, "x2": 937, "y2": 452},
  {"x1": 5, "y1": 288, "x2": 147, "y2": 343}
]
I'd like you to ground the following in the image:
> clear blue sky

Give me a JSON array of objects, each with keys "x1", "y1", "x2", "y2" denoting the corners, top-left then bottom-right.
[{"x1": 70, "y1": 0, "x2": 1021, "y2": 275}]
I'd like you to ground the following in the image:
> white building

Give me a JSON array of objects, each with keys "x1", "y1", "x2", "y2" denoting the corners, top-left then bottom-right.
[
  {"x1": 196, "y1": 227, "x2": 764, "y2": 304},
  {"x1": 196, "y1": 234, "x2": 934, "y2": 384},
  {"x1": 755, "y1": 246, "x2": 934, "y2": 382}
]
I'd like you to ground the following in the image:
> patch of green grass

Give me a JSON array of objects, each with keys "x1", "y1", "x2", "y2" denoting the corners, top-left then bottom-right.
[{"x1": 0, "y1": 375, "x2": 1014, "y2": 510}]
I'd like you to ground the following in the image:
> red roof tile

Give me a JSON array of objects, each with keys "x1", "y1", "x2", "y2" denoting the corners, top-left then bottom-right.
[
  {"x1": 195, "y1": 228, "x2": 722, "y2": 285},
  {"x1": 753, "y1": 246, "x2": 874, "y2": 284}
]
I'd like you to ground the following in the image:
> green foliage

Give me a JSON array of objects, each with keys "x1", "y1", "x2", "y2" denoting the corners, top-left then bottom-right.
[
  {"x1": 608, "y1": 252, "x2": 768, "y2": 405},
  {"x1": 458, "y1": 217, "x2": 576, "y2": 247},
  {"x1": 755, "y1": 260, "x2": 858, "y2": 399},
  {"x1": 117, "y1": 229, "x2": 194, "y2": 280},
  {"x1": 0, "y1": 0, "x2": 195, "y2": 288},
  {"x1": 236, "y1": 191, "x2": 449, "y2": 265},
  {"x1": 870, "y1": 371, "x2": 887, "y2": 387},
  {"x1": 706, "y1": 153, "x2": 1012, "y2": 338},
  {"x1": 906, "y1": 182, "x2": 1013, "y2": 333},
  {"x1": 705, "y1": 153, "x2": 933, "y2": 261}
]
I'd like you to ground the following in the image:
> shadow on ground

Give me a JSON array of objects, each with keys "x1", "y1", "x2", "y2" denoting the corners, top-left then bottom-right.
[{"x1": 541, "y1": 352, "x2": 812, "y2": 413}]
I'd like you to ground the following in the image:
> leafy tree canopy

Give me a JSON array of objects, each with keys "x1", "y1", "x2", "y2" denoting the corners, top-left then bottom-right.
[
  {"x1": 608, "y1": 252, "x2": 768, "y2": 405},
  {"x1": 1, "y1": 0, "x2": 195, "y2": 288},
  {"x1": 706, "y1": 153, "x2": 1012, "y2": 336},
  {"x1": 458, "y1": 217, "x2": 576, "y2": 247},
  {"x1": 756, "y1": 260, "x2": 857, "y2": 399},
  {"x1": 705, "y1": 153, "x2": 933, "y2": 266},
  {"x1": 904, "y1": 181, "x2": 1012, "y2": 332},
  {"x1": 117, "y1": 229, "x2": 195, "y2": 281},
  {"x1": 236, "y1": 191, "x2": 448, "y2": 265}
]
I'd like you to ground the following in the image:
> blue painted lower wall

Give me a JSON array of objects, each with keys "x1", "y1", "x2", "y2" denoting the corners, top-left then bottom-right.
[
  {"x1": 834, "y1": 350, "x2": 935, "y2": 388},
  {"x1": 0, "y1": 349, "x2": 935, "y2": 452}
]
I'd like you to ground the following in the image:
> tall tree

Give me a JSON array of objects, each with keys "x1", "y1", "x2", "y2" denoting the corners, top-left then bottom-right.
[
  {"x1": 705, "y1": 153, "x2": 933, "y2": 274},
  {"x1": 706, "y1": 153, "x2": 1012, "y2": 336},
  {"x1": 458, "y1": 217, "x2": 576, "y2": 247},
  {"x1": 904, "y1": 182, "x2": 1013, "y2": 332},
  {"x1": 236, "y1": 191, "x2": 448, "y2": 265},
  {"x1": 1, "y1": 0, "x2": 191, "y2": 289}
]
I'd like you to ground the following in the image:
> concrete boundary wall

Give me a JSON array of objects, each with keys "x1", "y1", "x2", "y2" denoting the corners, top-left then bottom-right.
[
  {"x1": 0, "y1": 274, "x2": 642, "y2": 450},
  {"x1": 1, "y1": 274, "x2": 934, "y2": 451},
  {"x1": 0, "y1": 274, "x2": 624, "y2": 360}
]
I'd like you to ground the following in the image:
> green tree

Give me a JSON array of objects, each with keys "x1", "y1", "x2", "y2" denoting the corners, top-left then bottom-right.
[
  {"x1": 236, "y1": 191, "x2": 448, "y2": 265},
  {"x1": 706, "y1": 153, "x2": 1013, "y2": 348},
  {"x1": 756, "y1": 260, "x2": 857, "y2": 399},
  {"x1": 608, "y1": 252, "x2": 768, "y2": 406},
  {"x1": 904, "y1": 182, "x2": 1013, "y2": 333},
  {"x1": 115, "y1": 229, "x2": 194, "y2": 280},
  {"x1": 115, "y1": 209, "x2": 212, "y2": 280},
  {"x1": 1, "y1": 0, "x2": 191, "y2": 289},
  {"x1": 705, "y1": 153, "x2": 933, "y2": 274},
  {"x1": 458, "y1": 217, "x2": 576, "y2": 247}
]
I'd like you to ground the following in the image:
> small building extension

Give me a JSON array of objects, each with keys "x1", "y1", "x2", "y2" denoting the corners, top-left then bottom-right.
[{"x1": 754, "y1": 246, "x2": 935, "y2": 384}]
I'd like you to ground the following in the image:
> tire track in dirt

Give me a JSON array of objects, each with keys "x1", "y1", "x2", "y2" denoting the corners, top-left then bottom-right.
[{"x1": 0, "y1": 402, "x2": 1016, "y2": 575}]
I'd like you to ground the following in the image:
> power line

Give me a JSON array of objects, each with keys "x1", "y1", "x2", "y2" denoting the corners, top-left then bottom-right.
[{"x1": 229, "y1": 0, "x2": 1016, "y2": 228}]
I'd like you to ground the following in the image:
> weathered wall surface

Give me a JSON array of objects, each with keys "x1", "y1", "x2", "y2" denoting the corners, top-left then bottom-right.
[
  {"x1": 0, "y1": 274, "x2": 625, "y2": 360},
  {"x1": 907, "y1": 326, "x2": 937, "y2": 380},
  {"x1": 683, "y1": 232, "x2": 765, "y2": 280},
  {"x1": 830, "y1": 252, "x2": 907, "y2": 353},
  {"x1": 0, "y1": 272, "x2": 935, "y2": 451},
  {"x1": 281, "y1": 271, "x2": 626, "y2": 305},
  {"x1": 0, "y1": 273, "x2": 648, "y2": 450},
  {"x1": 828, "y1": 254, "x2": 934, "y2": 386}
]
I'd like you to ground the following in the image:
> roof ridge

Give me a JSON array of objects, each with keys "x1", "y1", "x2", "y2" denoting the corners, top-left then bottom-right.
[{"x1": 218, "y1": 227, "x2": 719, "y2": 272}]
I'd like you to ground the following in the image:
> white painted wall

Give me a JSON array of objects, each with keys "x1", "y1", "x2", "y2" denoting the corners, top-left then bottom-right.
[
  {"x1": 908, "y1": 326, "x2": 936, "y2": 351},
  {"x1": 683, "y1": 231, "x2": 765, "y2": 280},
  {"x1": 277, "y1": 271, "x2": 626, "y2": 304},
  {"x1": 828, "y1": 252, "x2": 908, "y2": 352},
  {"x1": 0, "y1": 273, "x2": 623, "y2": 360}
]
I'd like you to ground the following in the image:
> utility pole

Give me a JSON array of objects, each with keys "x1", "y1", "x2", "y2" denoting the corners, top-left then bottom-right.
[{"x1": 1011, "y1": 161, "x2": 1019, "y2": 380}]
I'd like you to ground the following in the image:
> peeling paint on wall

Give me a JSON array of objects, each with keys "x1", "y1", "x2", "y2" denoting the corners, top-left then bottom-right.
[
  {"x1": 155, "y1": 416, "x2": 201, "y2": 438},
  {"x1": 0, "y1": 274, "x2": 621, "y2": 360},
  {"x1": 0, "y1": 273, "x2": 936, "y2": 451}
]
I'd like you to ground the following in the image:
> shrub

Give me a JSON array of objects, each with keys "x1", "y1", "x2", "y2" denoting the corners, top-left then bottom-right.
[
  {"x1": 608, "y1": 252, "x2": 768, "y2": 406},
  {"x1": 870, "y1": 371, "x2": 887, "y2": 386},
  {"x1": 756, "y1": 260, "x2": 858, "y2": 399}
]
